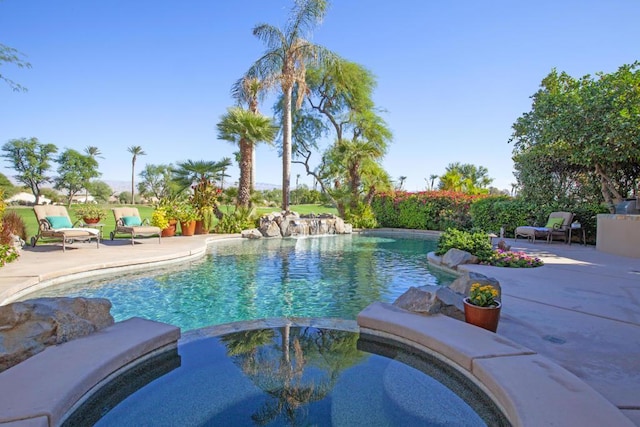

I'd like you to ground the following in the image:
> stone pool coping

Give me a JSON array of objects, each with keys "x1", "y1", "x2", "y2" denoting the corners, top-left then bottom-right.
[
  {"x1": 1, "y1": 313, "x2": 633, "y2": 427},
  {"x1": 0, "y1": 317, "x2": 180, "y2": 426},
  {"x1": 358, "y1": 302, "x2": 635, "y2": 427},
  {"x1": 1, "y1": 230, "x2": 637, "y2": 425}
]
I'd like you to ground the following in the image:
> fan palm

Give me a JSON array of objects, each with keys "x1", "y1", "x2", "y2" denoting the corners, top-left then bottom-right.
[
  {"x1": 242, "y1": 0, "x2": 334, "y2": 211},
  {"x1": 127, "y1": 145, "x2": 145, "y2": 204},
  {"x1": 217, "y1": 107, "x2": 277, "y2": 207}
]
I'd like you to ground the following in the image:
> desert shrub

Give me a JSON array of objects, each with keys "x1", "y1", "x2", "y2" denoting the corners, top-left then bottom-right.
[
  {"x1": 435, "y1": 228, "x2": 494, "y2": 261},
  {"x1": 1, "y1": 211, "x2": 27, "y2": 242},
  {"x1": 0, "y1": 191, "x2": 20, "y2": 266}
]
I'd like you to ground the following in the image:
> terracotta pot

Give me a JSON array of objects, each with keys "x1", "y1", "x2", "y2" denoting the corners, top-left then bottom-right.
[
  {"x1": 194, "y1": 219, "x2": 209, "y2": 235},
  {"x1": 161, "y1": 220, "x2": 178, "y2": 237},
  {"x1": 180, "y1": 220, "x2": 196, "y2": 236},
  {"x1": 83, "y1": 217, "x2": 101, "y2": 225},
  {"x1": 463, "y1": 298, "x2": 501, "y2": 332}
]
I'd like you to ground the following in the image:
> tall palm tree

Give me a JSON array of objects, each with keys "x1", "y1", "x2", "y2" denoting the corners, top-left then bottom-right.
[
  {"x1": 127, "y1": 145, "x2": 146, "y2": 204},
  {"x1": 217, "y1": 107, "x2": 277, "y2": 207},
  {"x1": 243, "y1": 0, "x2": 333, "y2": 212},
  {"x1": 83, "y1": 146, "x2": 103, "y2": 202},
  {"x1": 232, "y1": 76, "x2": 270, "y2": 191}
]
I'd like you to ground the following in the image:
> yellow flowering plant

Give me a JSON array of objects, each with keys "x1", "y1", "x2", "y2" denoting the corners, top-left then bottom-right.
[{"x1": 468, "y1": 283, "x2": 499, "y2": 307}]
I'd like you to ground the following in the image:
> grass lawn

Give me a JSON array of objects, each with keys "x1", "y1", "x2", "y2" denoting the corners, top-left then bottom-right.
[{"x1": 9, "y1": 203, "x2": 338, "y2": 243}]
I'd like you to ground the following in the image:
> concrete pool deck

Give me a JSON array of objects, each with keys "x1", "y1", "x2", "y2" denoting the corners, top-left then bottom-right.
[{"x1": 0, "y1": 232, "x2": 639, "y2": 425}]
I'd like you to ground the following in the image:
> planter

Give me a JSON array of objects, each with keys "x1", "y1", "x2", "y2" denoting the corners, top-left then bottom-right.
[
  {"x1": 463, "y1": 298, "x2": 501, "y2": 332},
  {"x1": 194, "y1": 220, "x2": 209, "y2": 235},
  {"x1": 180, "y1": 220, "x2": 196, "y2": 236},
  {"x1": 83, "y1": 217, "x2": 101, "y2": 225},
  {"x1": 161, "y1": 220, "x2": 178, "y2": 237}
]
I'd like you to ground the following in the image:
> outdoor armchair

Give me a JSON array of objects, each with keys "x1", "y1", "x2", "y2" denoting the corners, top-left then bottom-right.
[
  {"x1": 32, "y1": 205, "x2": 100, "y2": 252},
  {"x1": 514, "y1": 211, "x2": 574, "y2": 244},
  {"x1": 110, "y1": 207, "x2": 161, "y2": 245}
]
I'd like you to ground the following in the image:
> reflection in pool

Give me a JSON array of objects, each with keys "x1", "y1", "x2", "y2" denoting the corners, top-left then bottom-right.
[
  {"x1": 25, "y1": 235, "x2": 456, "y2": 331},
  {"x1": 66, "y1": 327, "x2": 508, "y2": 426}
]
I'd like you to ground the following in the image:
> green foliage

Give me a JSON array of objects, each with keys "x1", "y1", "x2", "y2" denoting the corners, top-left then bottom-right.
[
  {"x1": 0, "y1": 173, "x2": 16, "y2": 198},
  {"x1": 435, "y1": 228, "x2": 494, "y2": 262},
  {"x1": 85, "y1": 181, "x2": 113, "y2": 203},
  {"x1": 1, "y1": 137, "x2": 58, "y2": 204},
  {"x1": 214, "y1": 207, "x2": 257, "y2": 234},
  {"x1": 438, "y1": 162, "x2": 493, "y2": 194},
  {"x1": 0, "y1": 42, "x2": 31, "y2": 92},
  {"x1": 372, "y1": 191, "x2": 483, "y2": 231},
  {"x1": 55, "y1": 148, "x2": 100, "y2": 205},
  {"x1": 344, "y1": 203, "x2": 377, "y2": 229},
  {"x1": 470, "y1": 196, "x2": 535, "y2": 235},
  {"x1": 151, "y1": 208, "x2": 170, "y2": 229},
  {"x1": 138, "y1": 164, "x2": 178, "y2": 200},
  {"x1": 511, "y1": 62, "x2": 640, "y2": 207},
  {"x1": 73, "y1": 205, "x2": 107, "y2": 221}
]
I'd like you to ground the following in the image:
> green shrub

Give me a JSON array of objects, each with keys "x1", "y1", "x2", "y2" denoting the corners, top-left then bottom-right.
[
  {"x1": 345, "y1": 203, "x2": 378, "y2": 229},
  {"x1": 214, "y1": 207, "x2": 257, "y2": 234},
  {"x1": 470, "y1": 196, "x2": 536, "y2": 236},
  {"x1": 435, "y1": 228, "x2": 494, "y2": 261},
  {"x1": 371, "y1": 191, "x2": 483, "y2": 231}
]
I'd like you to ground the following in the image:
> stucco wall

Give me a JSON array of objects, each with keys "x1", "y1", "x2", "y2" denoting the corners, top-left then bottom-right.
[{"x1": 596, "y1": 214, "x2": 640, "y2": 258}]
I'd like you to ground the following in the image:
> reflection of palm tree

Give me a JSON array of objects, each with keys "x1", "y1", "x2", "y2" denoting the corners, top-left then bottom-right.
[{"x1": 220, "y1": 327, "x2": 365, "y2": 425}]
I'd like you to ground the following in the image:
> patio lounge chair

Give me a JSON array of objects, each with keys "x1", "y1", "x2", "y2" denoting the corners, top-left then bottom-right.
[
  {"x1": 110, "y1": 207, "x2": 161, "y2": 245},
  {"x1": 514, "y1": 211, "x2": 574, "y2": 244},
  {"x1": 31, "y1": 205, "x2": 100, "y2": 252}
]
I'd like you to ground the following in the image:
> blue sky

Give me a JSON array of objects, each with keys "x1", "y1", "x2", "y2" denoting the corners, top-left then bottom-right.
[{"x1": 1, "y1": 1, "x2": 639, "y2": 193}]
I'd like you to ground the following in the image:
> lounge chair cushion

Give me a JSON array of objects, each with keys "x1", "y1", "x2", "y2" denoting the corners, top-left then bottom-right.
[
  {"x1": 122, "y1": 216, "x2": 142, "y2": 226},
  {"x1": 46, "y1": 216, "x2": 73, "y2": 229},
  {"x1": 545, "y1": 217, "x2": 564, "y2": 229}
]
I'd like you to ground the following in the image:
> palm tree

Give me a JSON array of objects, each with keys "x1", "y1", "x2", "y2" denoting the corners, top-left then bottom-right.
[
  {"x1": 127, "y1": 145, "x2": 146, "y2": 204},
  {"x1": 232, "y1": 76, "x2": 270, "y2": 191},
  {"x1": 242, "y1": 0, "x2": 333, "y2": 212},
  {"x1": 397, "y1": 175, "x2": 407, "y2": 190},
  {"x1": 83, "y1": 146, "x2": 103, "y2": 202},
  {"x1": 428, "y1": 174, "x2": 439, "y2": 190},
  {"x1": 217, "y1": 107, "x2": 277, "y2": 207},
  {"x1": 172, "y1": 159, "x2": 231, "y2": 192}
]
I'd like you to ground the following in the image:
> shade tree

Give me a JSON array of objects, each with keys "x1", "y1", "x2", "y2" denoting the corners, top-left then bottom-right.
[{"x1": 54, "y1": 149, "x2": 100, "y2": 206}]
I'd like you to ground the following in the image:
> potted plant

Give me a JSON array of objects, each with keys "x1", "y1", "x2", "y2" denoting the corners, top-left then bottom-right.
[
  {"x1": 151, "y1": 207, "x2": 175, "y2": 236},
  {"x1": 189, "y1": 178, "x2": 222, "y2": 234},
  {"x1": 463, "y1": 283, "x2": 501, "y2": 332},
  {"x1": 74, "y1": 205, "x2": 107, "y2": 224},
  {"x1": 176, "y1": 203, "x2": 199, "y2": 236}
]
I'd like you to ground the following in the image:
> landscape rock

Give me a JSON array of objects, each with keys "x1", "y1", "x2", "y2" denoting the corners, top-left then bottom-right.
[
  {"x1": 393, "y1": 286, "x2": 464, "y2": 320},
  {"x1": 241, "y1": 228, "x2": 262, "y2": 239},
  {"x1": 449, "y1": 271, "x2": 502, "y2": 300},
  {"x1": 0, "y1": 297, "x2": 114, "y2": 372},
  {"x1": 441, "y1": 248, "x2": 479, "y2": 269}
]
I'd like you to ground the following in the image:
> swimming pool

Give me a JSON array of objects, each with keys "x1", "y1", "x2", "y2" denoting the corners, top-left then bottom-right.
[
  {"x1": 64, "y1": 325, "x2": 509, "y2": 426},
  {"x1": 26, "y1": 234, "x2": 456, "y2": 331}
]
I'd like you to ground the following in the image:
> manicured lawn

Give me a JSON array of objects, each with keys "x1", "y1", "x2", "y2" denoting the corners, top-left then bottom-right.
[{"x1": 9, "y1": 203, "x2": 338, "y2": 243}]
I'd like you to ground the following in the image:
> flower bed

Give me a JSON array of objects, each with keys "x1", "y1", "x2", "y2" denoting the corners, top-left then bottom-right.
[{"x1": 486, "y1": 249, "x2": 543, "y2": 268}]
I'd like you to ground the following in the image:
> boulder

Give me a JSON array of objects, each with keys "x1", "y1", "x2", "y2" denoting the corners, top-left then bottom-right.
[
  {"x1": 0, "y1": 297, "x2": 114, "y2": 372},
  {"x1": 241, "y1": 228, "x2": 262, "y2": 239},
  {"x1": 441, "y1": 248, "x2": 479, "y2": 269},
  {"x1": 393, "y1": 286, "x2": 464, "y2": 320},
  {"x1": 260, "y1": 221, "x2": 282, "y2": 238},
  {"x1": 449, "y1": 271, "x2": 502, "y2": 300}
]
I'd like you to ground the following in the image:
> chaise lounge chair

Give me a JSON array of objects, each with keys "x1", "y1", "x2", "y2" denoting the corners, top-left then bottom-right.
[
  {"x1": 110, "y1": 207, "x2": 161, "y2": 245},
  {"x1": 31, "y1": 205, "x2": 100, "y2": 252},
  {"x1": 514, "y1": 211, "x2": 574, "y2": 244}
]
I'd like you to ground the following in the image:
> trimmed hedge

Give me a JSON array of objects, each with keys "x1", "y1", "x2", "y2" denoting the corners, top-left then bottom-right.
[{"x1": 371, "y1": 191, "x2": 483, "y2": 231}]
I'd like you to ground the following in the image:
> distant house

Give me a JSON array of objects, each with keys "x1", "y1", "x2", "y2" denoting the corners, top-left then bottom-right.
[{"x1": 4, "y1": 192, "x2": 52, "y2": 205}]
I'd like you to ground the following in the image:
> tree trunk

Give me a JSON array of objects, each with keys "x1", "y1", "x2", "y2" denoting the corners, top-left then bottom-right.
[
  {"x1": 131, "y1": 159, "x2": 136, "y2": 205},
  {"x1": 282, "y1": 85, "x2": 293, "y2": 212},
  {"x1": 238, "y1": 139, "x2": 252, "y2": 207},
  {"x1": 595, "y1": 163, "x2": 624, "y2": 211}
]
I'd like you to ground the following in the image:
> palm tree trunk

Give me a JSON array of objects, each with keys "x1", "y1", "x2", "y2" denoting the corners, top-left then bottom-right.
[
  {"x1": 131, "y1": 158, "x2": 135, "y2": 205},
  {"x1": 238, "y1": 139, "x2": 252, "y2": 207},
  {"x1": 282, "y1": 85, "x2": 293, "y2": 212}
]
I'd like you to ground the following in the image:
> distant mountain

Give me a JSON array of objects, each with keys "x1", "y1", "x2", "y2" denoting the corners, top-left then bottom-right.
[{"x1": 103, "y1": 180, "x2": 281, "y2": 193}]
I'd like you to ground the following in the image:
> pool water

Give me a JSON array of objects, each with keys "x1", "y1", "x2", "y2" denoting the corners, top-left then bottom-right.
[
  {"x1": 65, "y1": 327, "x2": 508, "y2": 426},
  {"x1": 27, "y1": 234, "x2": 456, "y2": 331}
]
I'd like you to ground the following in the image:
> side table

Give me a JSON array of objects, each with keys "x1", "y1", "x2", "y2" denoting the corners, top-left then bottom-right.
[
  {"x1": 568, "y1": 226, "x2": 586, "y2": 245},
  {"x1": 80, "y1": 222, "x2": 105, "y2": 240}
]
